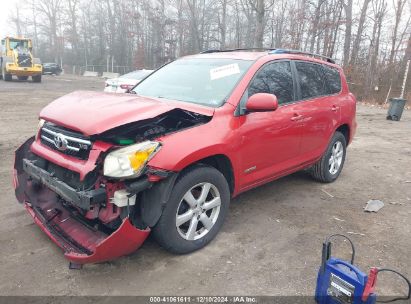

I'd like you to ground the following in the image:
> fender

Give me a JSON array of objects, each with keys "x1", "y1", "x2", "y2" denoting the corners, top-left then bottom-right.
[
  {"x1": 148, "y1": 108, "x2": 240, "y2": 174},
  {"x1": 172, "y1": 144, "x2": 237, "y2": 172}
]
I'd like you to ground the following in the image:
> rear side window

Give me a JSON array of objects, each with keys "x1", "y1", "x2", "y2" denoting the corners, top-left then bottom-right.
[
  {"x1": 248, "y1": 61, "x2": 294, "y2": 104},
  {"x1": 323, "y1": 65, "x2": 342, "y2": 94},
  {"x1": 295, "y1": 61, "x2": 326, "y2": 99}
]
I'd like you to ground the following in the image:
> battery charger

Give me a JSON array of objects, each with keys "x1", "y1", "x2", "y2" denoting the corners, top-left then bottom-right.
[{"x1": 315, "y1": 234, "x2": 410, "y2": 304}]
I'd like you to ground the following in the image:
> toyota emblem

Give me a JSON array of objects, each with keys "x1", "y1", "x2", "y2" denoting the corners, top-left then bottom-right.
[{"x1": 53, "y1": 133, "x2": 68, "y2": 151}]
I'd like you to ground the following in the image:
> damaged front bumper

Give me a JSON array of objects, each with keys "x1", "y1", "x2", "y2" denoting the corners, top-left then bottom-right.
[
  {"x1": 23, "y1": 158, "x2": 106, "y2": 210},
  {"x1": 24, "y1": 202, "x2": 149, "y2": 265},
  {"x1": 14, "y1": 137, "x2": 150, "y2": 265}
]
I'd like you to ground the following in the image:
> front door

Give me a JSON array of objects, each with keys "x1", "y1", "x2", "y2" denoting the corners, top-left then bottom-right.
[{"x1": 236, "y1": 61, "x2": 304, "y2": 190}]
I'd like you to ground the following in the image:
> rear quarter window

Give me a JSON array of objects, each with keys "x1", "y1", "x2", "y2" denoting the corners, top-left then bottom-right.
[
  {"x1": 323, "y1": 65, "x2": 342, "y2": 94},
  {"x1": 295, "y1": 61, "x2": 327, "y2": 99}
]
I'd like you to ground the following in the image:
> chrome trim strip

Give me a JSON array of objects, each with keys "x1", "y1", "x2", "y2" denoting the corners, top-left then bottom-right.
[
  {"x1": 42, "y1": 127, "x2": 91, "y2": 146},
  {"x1": 41, "y1": 135, "x2": 81, "y2": 152},
  {"x1": 41, "y1": 135, "x2": 55, "y2": 145}
]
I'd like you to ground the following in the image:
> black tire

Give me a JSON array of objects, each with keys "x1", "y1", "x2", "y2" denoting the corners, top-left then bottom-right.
[
  {"x1": 2, "y1": 69, "x2": 12, "y2": 81},
  {"x1": 17, "y1": 76, "x2": 29, "y2": 81},
  {"x1": 32, "y1": 74, "x2": 42, "y2": 83},
  {"x1": 310, "y1": 131, "x2": 347, "y2": 183},
  {"x1": 153, "y1": 165, "x2": 230, "y2": 254}
]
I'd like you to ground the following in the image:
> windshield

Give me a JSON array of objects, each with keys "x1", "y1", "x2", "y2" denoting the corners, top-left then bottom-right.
[
  {"x1": 121, "y1": 70, "x2": 153, "y2": 80},
  {"x1": 132, "y1": 58, "x2": 253, "y2": 107},
  {"x1": 9, "y1": 39, "x2": 29, "y2": 50}
]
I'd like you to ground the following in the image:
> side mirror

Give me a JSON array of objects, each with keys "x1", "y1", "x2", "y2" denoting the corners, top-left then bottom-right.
[{"x1": 246, "y1": 93, "x2": 279, "y2": 112}]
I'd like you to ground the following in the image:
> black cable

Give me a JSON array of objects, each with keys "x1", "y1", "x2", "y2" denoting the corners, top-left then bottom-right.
[
  {"x1": 325, "y1": 234, "x2": 356, "y2": 265},
  {"x1": 376, "y1": 268, "x2": 411, "y2": 303}
]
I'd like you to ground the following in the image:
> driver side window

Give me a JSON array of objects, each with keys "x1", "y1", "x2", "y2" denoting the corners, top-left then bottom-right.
[{"x1": 248, "y1": 61, "x2": 294, "y2": 105}]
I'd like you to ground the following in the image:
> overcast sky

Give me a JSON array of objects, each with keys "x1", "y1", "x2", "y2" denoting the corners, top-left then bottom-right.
[
  {"x1": 0, "y1": 0, "x2": 18, "y2": 38},
  {"x1": 0, "y1": 0, "x2": 409, "y2": 42}
]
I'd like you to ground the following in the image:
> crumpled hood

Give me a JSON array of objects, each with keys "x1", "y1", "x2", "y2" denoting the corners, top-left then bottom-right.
[{"x1": 40, "y1": 91, "x2": 214, "y2": 136}]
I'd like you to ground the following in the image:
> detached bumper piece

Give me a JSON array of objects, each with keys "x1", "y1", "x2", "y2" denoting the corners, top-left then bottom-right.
[
  {"x1": 23, "y1": 158, "x2": 105, "y2": 210},
  {"x1": 25, "y1": 203, "x2": 150, "y2": 265}
]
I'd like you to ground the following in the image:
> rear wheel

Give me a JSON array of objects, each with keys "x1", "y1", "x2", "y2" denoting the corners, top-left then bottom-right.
[
  {"x1": 310, "y1": 131, "x2": 347, "y2": 183},
  {"x1": 153, "y1": 166, "x2": 230, "y2": 254},
  {"x1": 32, "y1": 74, "x2": 42, "y2": 83}
]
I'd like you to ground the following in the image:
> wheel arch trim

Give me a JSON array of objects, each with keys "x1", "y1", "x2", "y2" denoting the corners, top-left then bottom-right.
[{"x1": 141, "y1": 153, "x2": 235, "y2": 228}]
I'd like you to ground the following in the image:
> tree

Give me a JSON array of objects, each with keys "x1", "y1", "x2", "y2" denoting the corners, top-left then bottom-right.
[
  {"x1": 248, "y1": 0, "x2": 274, "y2": 48},
  {"x1": 6, "y1": 0, "x2": 410, "y2": 103},
  {"x1": 35, "y1": 0, "x2": 63, "y2": 62},
  {"x1": 350, "y1": 0, "x2": 371, "y2": 66},
  {"x1": 342, "y1": 0, "x2": 352, "y2": 67}
]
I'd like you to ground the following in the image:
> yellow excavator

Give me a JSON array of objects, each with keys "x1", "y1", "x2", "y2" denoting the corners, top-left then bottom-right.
[{"x1": 0, "y1": 36, "x2": 43, "y2": 82}]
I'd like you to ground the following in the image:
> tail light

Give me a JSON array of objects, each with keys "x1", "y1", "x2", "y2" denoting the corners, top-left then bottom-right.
[{"x1": 120, "y1": 84, "x2": 133, "y2": 90}]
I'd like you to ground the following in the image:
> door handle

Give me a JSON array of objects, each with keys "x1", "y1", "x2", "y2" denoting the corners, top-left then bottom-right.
[
  {"x1": 331, "y1": 105, "x2": 340, "y2": 112},
  {"x1": 291, "y1": 114, "x2": 304, "y2": 121}
]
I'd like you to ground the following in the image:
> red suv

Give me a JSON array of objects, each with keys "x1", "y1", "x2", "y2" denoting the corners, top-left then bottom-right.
[{"x1": 13, "y1": 49, "x2": 356, "y2": 266}]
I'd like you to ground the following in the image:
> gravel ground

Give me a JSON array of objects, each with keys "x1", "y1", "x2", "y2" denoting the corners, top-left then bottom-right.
[{"x1": 0, "y1": 75, "x2": 410, "y2": 297}]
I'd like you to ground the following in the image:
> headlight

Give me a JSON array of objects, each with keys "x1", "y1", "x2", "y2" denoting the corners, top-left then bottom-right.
[
  {"x1": 35, "y1": 119, "x2": 45, "y2": 140},
  {"x1": 103, "y1": 141, "x2": 161, "y2": 179}
]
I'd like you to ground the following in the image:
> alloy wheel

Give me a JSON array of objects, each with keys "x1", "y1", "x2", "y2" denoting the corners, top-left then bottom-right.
[
  {"x1": 329, "y1": 141, "x2": 344, "y2": 175},
  {"x1": 176, "y1": 182, "x2": 221, "y2": 241}
]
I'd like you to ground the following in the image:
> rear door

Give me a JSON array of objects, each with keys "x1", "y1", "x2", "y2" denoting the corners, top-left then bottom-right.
[{"x1": 293, "y1": 61, "x2": 341, "y2": 160}]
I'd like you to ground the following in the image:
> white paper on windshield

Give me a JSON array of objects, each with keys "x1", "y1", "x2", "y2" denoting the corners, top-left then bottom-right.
[{"x1": 210, "y1": 63, "x2": 241, "y2": 80}]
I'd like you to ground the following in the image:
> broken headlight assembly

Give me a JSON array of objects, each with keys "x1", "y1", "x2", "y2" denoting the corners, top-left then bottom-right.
[
  {"x1": 35, "y1": 119, "x2": 46, "y2": 140},
  {"x1": 103, "y1": 141, "x2": 161, "y2": 179}
]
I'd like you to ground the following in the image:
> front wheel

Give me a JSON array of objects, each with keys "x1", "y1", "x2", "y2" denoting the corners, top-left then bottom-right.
[
  {"x1": 153, "y1": 166, "x2": 230, "y2": 254},
  {"x1": 310, "y1": 131, "x2": 347, "y2": 183},
  {"x1": 2, "y1": 69, "x2": 12, "y2": 81}
]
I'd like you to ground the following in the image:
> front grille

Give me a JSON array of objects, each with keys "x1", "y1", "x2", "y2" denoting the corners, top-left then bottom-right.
[
  {"x1": 18, "y1": 54, "x2": 32, "y2": 67},
  {"x1": 40, "y1": 123, "x2": 92, "y2": 160}
]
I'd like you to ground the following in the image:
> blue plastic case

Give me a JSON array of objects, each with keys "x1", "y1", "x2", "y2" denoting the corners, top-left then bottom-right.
[{"x1": 315, "y1": 257, "x2": 376, "y2": 304}]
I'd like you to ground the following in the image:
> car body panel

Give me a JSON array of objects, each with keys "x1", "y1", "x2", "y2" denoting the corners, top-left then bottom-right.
[
  {"x1": 39, "y1": 91, "x2": 215, "y2": 136},
  {"x1": 234, "y1": 103, "x2": 304, "y2": 189},
  {"x1": 30, "y1": 139, "x2": 112, "y2": 180},
  {"x1": 24, "y1": 197, "x2": 150, "y2": 265},
  {"x1": 13, "y1": 138, "x2": 150, "y2": 265},
  {"x1": 149, "y1": 54, "x2": 356, "y2": 196},
  {"x1": 296, "y1": 96, "x2": 341, "y2": 160},
  {"x1": 13, "y1": 51, "x2": 357, "y2": 264}
]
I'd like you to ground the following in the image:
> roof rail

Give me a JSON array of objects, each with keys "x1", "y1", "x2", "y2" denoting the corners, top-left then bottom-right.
[
  {"x1": 200, "y1": 48, "x2": 336, "y2": 64},
  {"x1": 201, "y1": 48, "x2": 276, "y2": 54},
  {"x1": 269, "y1": 49, "x2": 335, "y2": 64}
]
